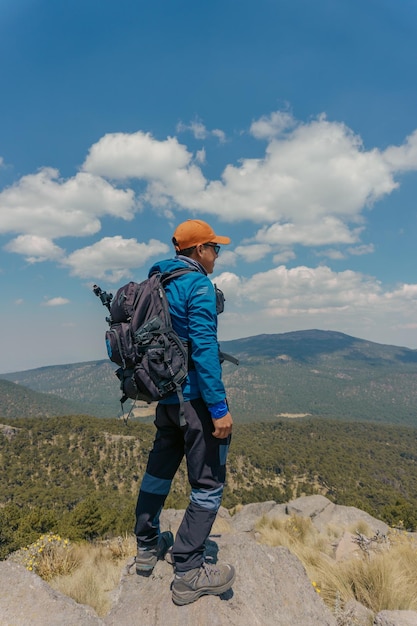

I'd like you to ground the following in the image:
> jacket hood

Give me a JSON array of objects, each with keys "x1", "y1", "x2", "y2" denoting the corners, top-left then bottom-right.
[{"x1": 148, "y1": 256, "x2": 205, "y2": 277}]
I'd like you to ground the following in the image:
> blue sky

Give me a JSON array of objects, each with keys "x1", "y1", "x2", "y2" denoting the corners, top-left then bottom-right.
[{"x1": 1, "y1": 0, "x2": 417, "y2": 373}]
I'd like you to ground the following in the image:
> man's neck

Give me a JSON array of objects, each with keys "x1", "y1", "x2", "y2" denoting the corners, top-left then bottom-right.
[{"x1": 176, "y1": 255, "x2": 207, "y2": 275}]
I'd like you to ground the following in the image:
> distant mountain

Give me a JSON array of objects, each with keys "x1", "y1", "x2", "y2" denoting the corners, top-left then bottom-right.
[
  {"x1": 221, "y1": 329, "x2": 417, "y2": 363},
  {"x1": 220, "y1": 330, "x2": 417, "y2": 425},
  {"x1": 2, "y1": 330, "x2": 417, "y2": 425},
  {"x1": 0, "y1": 361, "x2": 122, "y2": 419},
  {"x1": 0, "y1": 378, "x2": 92, "y2": 419}
]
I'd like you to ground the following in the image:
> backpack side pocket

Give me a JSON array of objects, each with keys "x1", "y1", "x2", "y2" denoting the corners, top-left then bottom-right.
[{"x1": 105, "y1": 323, "x2": 135, "y2": 368}]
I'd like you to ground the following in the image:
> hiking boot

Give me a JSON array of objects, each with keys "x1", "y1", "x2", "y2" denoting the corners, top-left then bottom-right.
[
  {"x1": 136, "y1": 531, "x2": 174, "y2": 575},
  {"x1": 171, "y1": 562, "x2": 235, "y2": 606}
]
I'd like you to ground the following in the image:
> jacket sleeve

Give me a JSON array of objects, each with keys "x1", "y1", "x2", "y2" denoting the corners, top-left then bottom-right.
[{"x1": 187, "y1": 274, "x2": 226, "y2": 407}]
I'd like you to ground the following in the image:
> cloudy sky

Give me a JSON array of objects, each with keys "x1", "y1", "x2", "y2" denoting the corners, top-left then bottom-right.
[{"x1": 1, "y1": 0, "x2": 417, "y2": 373}]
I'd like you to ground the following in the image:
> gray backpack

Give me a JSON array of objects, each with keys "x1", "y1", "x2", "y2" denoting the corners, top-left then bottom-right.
[{"x1": 94, "y1": 268, "x2": 194, "y2": 424}]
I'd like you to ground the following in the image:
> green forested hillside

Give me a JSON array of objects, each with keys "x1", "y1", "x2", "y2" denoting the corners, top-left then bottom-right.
[
  {"x1": 0, "y1": 362, "x2": 121, "y2": 418},
  {"x1": 221, "y1": 330, "x2": 417, "y2": 425},
  {"x1": 0, "y1": 379, "x2": 94, "y2": 418},
  {"x1": 1, "y1": 414, "x2": 417, "y2": 558}
]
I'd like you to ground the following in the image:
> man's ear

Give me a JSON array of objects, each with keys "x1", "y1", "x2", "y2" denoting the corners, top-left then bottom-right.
[{"x1": 189, "y1": 244, "x2": 202, "y2": 262}]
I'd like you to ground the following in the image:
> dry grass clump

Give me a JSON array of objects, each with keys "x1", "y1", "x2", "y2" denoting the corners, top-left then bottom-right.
[
  {"x1": 50, "y1": 535, "x2": 136, "y2": 616},
  {"x1": 315, "y1": 540, "x2": 417, "y2": 613},
  {"x1": 256, "y1": 513, "x2": 333, "y2": 566},
  {"x1": 9, "y1": 533, "x2": 79, "y2": 580},
  {"x1": 10, "y1": 533, "x2": 136, "y2": 617},
  {"x1": 256, "y1": 514, "x2": 417, "y2": 617}
]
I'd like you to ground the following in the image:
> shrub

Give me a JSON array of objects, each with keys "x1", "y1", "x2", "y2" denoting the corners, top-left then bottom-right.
[{"x1": 8, "y1": 533, "x2": 78, "y2": 580}]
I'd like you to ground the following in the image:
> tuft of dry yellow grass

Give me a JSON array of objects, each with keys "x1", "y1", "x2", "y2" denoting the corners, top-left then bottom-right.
[
  {"x1": 9, "y1": 533, "x2": 79, "y2": 581},
  {"x1": 10, "y1": 534, "x2": 136, "y2": 617},
  {"x1": 256, "y1": 514, "x2": 417, "y2": 617},
  {"x1": 49, "y1": 536, "x2": 136, "y2": 616},
  {"x1": 319, "y1": 541, "x2": 417, "y2": 613},
  {"x1": 256, "y1": 514, "x2": 333, "y2": 561}
]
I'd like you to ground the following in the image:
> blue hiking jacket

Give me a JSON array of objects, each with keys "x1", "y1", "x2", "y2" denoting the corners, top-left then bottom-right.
[{"x1": 148, "y1": 256, "x2": 226, "y2": 408}]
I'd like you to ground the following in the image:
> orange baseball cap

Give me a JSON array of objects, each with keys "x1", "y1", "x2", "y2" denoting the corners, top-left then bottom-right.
[{"x1": 172, "y1": 219, "x2": 231, "y2": 251}]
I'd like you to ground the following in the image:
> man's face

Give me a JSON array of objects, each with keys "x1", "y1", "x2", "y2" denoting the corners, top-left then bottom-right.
[{"x1": 194, "y1": 242, "x2": 220, "y2": 274}]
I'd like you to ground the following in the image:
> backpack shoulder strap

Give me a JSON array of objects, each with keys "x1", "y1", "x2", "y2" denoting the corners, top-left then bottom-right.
[{"x1": 159, "y1": 266, "x2": 199, "y2": 286}]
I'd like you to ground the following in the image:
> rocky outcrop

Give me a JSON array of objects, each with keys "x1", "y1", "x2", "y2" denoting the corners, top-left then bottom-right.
[
  {"x1": 375, "y1": 612, "x2": 417, "y2": 626},
  {"x1": 262, "y1": 494, "x2": 389, "y2": 535},
  {"x1": 1, "y1": 496, "x2": 416, "y2": 626},
  {"x1": 0, "y1": 560, "x2": 103, "y2": 625},
  {"x1": 0, "y1": 423, "x2": 21, "y2": 439},
  {"x1": 1, "y1": 533, "x2": 335, "y2": 626},
  {"x1": 107, "y1": 532, "x2": 336, "y2": 626}
]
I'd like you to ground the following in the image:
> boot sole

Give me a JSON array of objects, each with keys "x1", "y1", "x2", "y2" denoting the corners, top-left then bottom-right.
[
  {"x1": 172, "y1": 571, "x2": 236, "y2": 606},
  {"x1": 136, "y1": 560, "x2": 157, "y2": 575}
]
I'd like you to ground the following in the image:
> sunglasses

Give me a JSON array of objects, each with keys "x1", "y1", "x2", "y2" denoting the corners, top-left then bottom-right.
[{"x1": 203, "y1": 243, "x2": 221, "y2": 255}]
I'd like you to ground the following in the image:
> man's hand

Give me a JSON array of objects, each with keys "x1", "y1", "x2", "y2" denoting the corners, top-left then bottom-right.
[{"x1": 212, "y1": 411, "x2": 233, "y2": 439}]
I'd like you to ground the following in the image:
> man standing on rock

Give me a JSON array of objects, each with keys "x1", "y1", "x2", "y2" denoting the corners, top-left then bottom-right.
[{"x1": 134, "y1": 218, "x2": 236, "y2": 606}]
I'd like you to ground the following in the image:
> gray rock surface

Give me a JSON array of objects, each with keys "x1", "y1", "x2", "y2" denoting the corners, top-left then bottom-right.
[
  {"x1": 106, "y1": 532, "x2": 336, "y2": 626},
  {"x1": 0, "y1": 423, "x2": 20, "y2": 439},
  {"x1": 0, "y1": 560, "x2": 104, "y2": 625},
  {"x1": 278, "y1": 494, "x2": 389, "y2": 535},
  {"x1": 228, "y1": 500, "x2": 277, "y2": 532},
  {"x1": 374, "y1": 611, "x2": 417, "y2": 626},
  {"x1": 342, "y1": 598, "x2": 374, "y2": 626}
]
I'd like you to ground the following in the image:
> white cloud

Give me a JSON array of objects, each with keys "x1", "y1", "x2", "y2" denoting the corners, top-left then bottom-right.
[
  {"x1": 195, "y1": 148, "x2": 206, "y2": 164},
  {"x1": 235, "y1": 243, "x2": 272, "y2": 262},
  {"x1": 315, "y1": 243, "x2": 375, "y2": 261},
  {"x1": 347, "y1": 243, "x2": 375, "y2": 256},
  {"x1": 43, "y1": 297, "x2": 70, "y2": 307},
  {"x1": 83, "y1": 131, "x2": 192, "y2": 179},
  {"x1": 0, "y1": 168, "x2": 136, "y2": 239},
  {"x1": 212, "y1": 129, "x2": 227, "y2": 143},
  {"x1": 5, "y1": 235, "x2": 64, "y2": 262},
  {"x1": 249, "y1": 110, "x2": 295, "y2": 139},
  {"x1": 63, "y1": 235, "x2": 169, "y2": 282},
  {"x1": 385, "y1": 283, "x2": 417, "y2": 300},
  {"x1": 245, "y1": 265, "x2": 379, "y2": 309},
  {"x1": 214, "y1": 264, "x2": 417, "y2": 346},
  {"x1": 272, "y1": 249, "x2": 296, "y2": 264},
  {"x1": 197, "y1": 114, "x2": 397, "y2": 227},
  {"x1": 382, "y1": 129, "x2": 417, "y2": 171},
  {"x1": 315, "y1": 248, "x2": 346, "y2": 260},
  {"x1": 252, "y1": 217, "x2": 362, "y2": 246},
  {"x1": 176, "y1": 120, "x2": 226, "y2": 143},
  {"x1": 214, "y1": 249, "x2": 237, "y2": 268},
  {"x1": 213, "y1": 271, "x2": 241, "y2": 294},
  {"x1": 81, "y1": 113, "x2": 411, "y2": 250},
  {"x1": 4, "y1": 113, "x2": 416, "y2": 260},
  {"x1": 83, "y1": 131, "x2": 206, "y2": 210}
]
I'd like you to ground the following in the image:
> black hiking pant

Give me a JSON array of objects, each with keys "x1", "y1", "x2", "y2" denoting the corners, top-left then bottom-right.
[{"x1": 134, "y1": 397, "x2": 230, "y2": 572}]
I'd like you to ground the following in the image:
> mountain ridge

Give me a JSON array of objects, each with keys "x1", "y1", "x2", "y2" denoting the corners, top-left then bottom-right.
[
  {"x1": 0, "y1": 378, "x2": 93, "y2": 419},
  {"x1": 2, "y1": 329, "x2": 417, "y2": 425}
]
